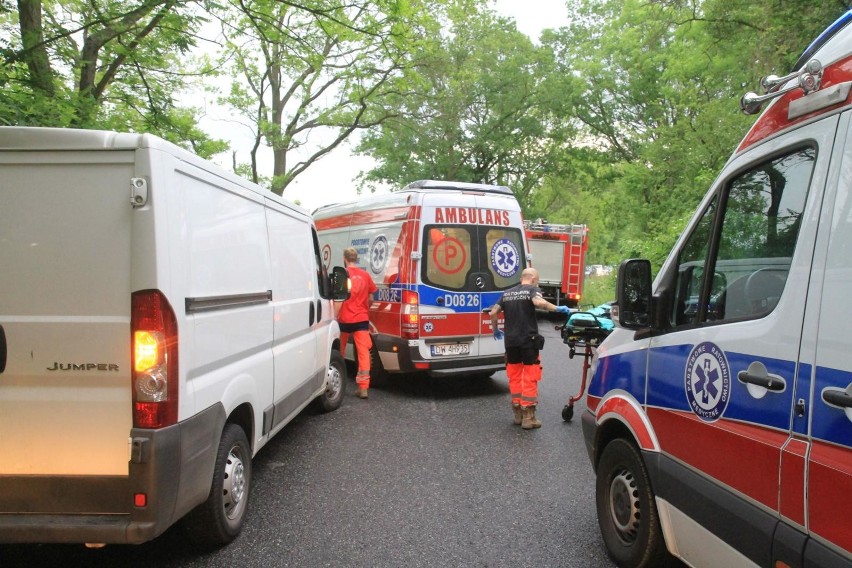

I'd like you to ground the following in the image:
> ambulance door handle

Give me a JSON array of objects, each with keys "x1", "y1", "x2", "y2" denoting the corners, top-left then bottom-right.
[
  {"x1": 309, "y1": 302, "x2": 315, "y2": 327},
  {"x1": 822, "y1": 388, "x2": 852, "y2": 409},
  {"x1": 737, "y1": 368, "x2": 785, "y2": 392},
  {"x1": 0, "y1": 324, "x2": 6, "y2": 374},
  {"x1": 316, "y1": 299, "x2": 322, "y2": 321}
]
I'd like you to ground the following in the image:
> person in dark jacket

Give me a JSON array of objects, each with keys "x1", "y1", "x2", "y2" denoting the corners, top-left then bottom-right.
[{"x1": 489, "y1": 268, "x2": 569, "y2": 428}]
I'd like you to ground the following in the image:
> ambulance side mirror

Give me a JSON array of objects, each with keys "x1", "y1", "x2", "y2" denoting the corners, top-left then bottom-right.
[
  {"x1": 616, "y1": 259, "x2": 652, "y2": 329},
  {"x1": 330, "y1": 266, "x2": 350, "y2": 301}
]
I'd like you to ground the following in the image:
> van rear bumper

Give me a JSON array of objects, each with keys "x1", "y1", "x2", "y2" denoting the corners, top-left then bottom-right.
[
  {"x1": 0, "y1": 403, "x2": 224, "y2": 544},
  {"x1": 373, "y1": 334, "x2": 505, "y2": 376}
]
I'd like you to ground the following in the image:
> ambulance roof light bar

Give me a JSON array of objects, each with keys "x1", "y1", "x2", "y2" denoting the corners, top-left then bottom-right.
[{"x1": 740, "y1": 59, "x2": 823, "y2": 115}]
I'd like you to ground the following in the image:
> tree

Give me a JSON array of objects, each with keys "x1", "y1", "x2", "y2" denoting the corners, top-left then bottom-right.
[
  {"x1": 1, "y1": 0, "x2": 224, "y2": 155},
  {"x1": 355, "y1": 5, "x2": 573, "y2": 207},
  {"x1": 214, "y1": 0, "x2": 443, "y2": 195},
  {"x1": 536, "y1": 0, "x2": 850, "y2": 267}
]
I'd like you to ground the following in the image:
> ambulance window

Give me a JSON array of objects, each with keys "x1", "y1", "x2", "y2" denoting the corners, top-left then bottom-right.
[
  {"x1": 712, "y1": 148, "x2": 812, "y2": 320},
  {"x1": 484, "y1": 228, "x2": 525, "y2": 289},
  {"x1": 423, "y1": 226, "x2": 473, "y2": 290},
  {"x1": 673, "y1": 147, "x2": 814, "y2": 326},
  {"x1": 672, "y1": 197, "x2": 717, "y2": 326}
]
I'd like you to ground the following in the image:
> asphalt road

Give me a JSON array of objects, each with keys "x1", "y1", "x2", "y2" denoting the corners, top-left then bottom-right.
[{"x1": 0, "y1": 320, "x2": 616, "y2": 568}]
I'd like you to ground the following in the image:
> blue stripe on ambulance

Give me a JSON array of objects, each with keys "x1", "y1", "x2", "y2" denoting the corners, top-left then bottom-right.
[
  {"x1": 813, "y1": 365, "x2": 852, "y2": 447},
  {"x1": 592, "y1": 346, "x2": 839, "y2": 438}
]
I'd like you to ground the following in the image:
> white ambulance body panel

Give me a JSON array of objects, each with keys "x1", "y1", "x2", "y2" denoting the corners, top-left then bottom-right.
[{"x1": 0, "y1": 126, "x2": 344, "y2": 546}]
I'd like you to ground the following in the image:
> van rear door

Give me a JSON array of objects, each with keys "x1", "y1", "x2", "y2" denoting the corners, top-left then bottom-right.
[
  {"x1": 0, "y1": 147, "x2": 134, "y2": 481},
  {"x1": 419, "y1": 193, "x2": 525, "y2": 360}
]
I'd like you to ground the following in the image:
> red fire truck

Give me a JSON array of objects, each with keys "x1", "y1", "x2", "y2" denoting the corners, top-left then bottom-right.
[{"x1": 524, "y1": 220, "x2": 588, "y2": 308}]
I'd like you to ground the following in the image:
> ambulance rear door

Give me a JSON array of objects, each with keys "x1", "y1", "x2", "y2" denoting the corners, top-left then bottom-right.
[{"x1": 418, "y1": 192, "x2": 526, "y2": 361}]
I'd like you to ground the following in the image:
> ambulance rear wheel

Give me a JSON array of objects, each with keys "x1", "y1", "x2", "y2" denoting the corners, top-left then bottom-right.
[
  {"x1": 596, "y1": 438, "x2": 672, "y2": 568},
  {"x1": 183, "y1": 423, "x2": 252, "y2": 548}
]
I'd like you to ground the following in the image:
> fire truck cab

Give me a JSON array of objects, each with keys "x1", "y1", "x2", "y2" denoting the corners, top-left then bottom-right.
[{"x1": 584, "y1": 11, "x2": 852, "y2": 568}]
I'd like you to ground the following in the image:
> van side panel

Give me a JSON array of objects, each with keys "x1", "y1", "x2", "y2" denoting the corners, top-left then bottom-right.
[
  {"x1": 0, "y1": 151, "x2": 134, "y2": 477},
  {"x1": 173, "y1": 164, "x2": 274, "y2": 446},
  {"x1": 266, "y1": 200, "x2": 321, "y2": 431}
]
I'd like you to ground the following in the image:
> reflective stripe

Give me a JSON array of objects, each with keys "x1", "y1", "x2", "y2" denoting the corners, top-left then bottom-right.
[{"x1": 521, "y1": 395, "x2": 538, "y2": 403}]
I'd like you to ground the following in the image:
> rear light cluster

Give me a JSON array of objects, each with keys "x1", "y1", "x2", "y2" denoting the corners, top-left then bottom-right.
[
  {"x1": 131, "y1": 290, "x2": 179, "y2": 429},
  {"x1": 402, "y1": 290, "x2": 419, "y2": 339}
]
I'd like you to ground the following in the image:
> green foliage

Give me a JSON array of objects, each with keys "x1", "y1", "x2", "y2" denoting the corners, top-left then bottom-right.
[
  {"x1": 1, "y1": 0, "x2": 223, "y2": 155},
  {"x1": 354, "y1": 4, "x2": 572, "y2": 206},
  {"x1": 214, "y1": 0, "x2": 448, "y2": 195},
  {"x1": 582, "y1": 274, "x2": 616, "y2": 307},
  {"x1": 531, "y1": 0, "x2": 849, "y2": 271}
]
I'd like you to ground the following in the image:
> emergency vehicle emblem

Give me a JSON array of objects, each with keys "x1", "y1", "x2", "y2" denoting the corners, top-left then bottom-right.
[
  {"x1": 424, "y1": 322, "x2": 433, "y2": 333},
  {"x1": 370, "y1": 235, "x2": 389, "y2": 274},
  {"x1": 490, "y1": 239, "x2": 520, "y2": 278},
  {"x1": 684, "y1": 342, "x2": 731, "y2": 422}
]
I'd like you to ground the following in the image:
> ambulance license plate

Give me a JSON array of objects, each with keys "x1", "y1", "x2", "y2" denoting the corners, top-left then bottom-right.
[{"x1": 430, "y1": 343, "x2": 471, "y2": 356}]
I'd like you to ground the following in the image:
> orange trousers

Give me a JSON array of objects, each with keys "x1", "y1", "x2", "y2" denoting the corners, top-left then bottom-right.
[
  {"x1": 506, "y1": 361, "x2": 542, "y2": 407},
  {"x1": 340, "y1": 330, "x2": 371, "y2": 389}
]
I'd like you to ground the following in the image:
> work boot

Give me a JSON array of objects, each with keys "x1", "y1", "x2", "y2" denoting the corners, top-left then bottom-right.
[
  {"x1": 357, "y1": 387, "x2": 369, "y2": 399},
  {"x1": 521, "y1": 405, "x2": 542, "y2": 429},
  {"x1": 512, "y1": 403, "x2": 523, "y2": 425}
]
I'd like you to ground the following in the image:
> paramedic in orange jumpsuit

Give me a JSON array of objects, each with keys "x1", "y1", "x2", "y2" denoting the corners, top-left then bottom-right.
[
  {"x1": 337, "y1": 247, "x2": 378, "y2": 399},
  {"x1": 489, "y1": 268, "x2": 570, "y2": 428}
]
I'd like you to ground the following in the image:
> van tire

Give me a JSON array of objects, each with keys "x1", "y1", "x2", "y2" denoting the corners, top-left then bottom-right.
[
  {"x1": 595, "y1": 438, "x2": 673, "y2": 568},
  {"x1": 316, "y1": 351, "x2": 345, "y2": 412},
  {"x1": 183, "y1": 423, "x2": 252, "y2": 548}
]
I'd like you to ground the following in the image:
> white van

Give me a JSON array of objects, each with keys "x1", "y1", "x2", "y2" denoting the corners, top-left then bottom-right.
[
  {"x1": 314, "y1": 180, "x2": 529, "y2": 377},
  {"x1": 582, "y1": 12, "x2": 852, "y2": 568},
  {"x1": 0, "y1": 127, "x2": 348, "y2": 546}
]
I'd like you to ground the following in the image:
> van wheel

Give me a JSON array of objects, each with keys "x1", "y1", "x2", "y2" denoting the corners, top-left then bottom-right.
[
  {"x1": 596, "y1": 438, "x2": 672, "y2": 568},
  {"x1": 183, "y1": 423, "x2": 251, "y2": 548},
  {"x1": 316, "y1": 351, "x2": 345, "y2": 412}
]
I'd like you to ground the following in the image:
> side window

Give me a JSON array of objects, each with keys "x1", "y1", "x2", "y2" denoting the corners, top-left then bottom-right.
[
  {"x1": 672, "y1": 198, "x2": 717, "y2": 326},
  {"x1": 672, "y1": 147, "x2": 814, "y2": 326},
  {"x1": 312, "y1": 228, "x2": 330, "y2": 299}
]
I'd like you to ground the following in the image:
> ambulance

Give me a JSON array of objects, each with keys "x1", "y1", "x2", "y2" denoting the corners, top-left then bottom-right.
[
  {"x1": 314, "y1": 180, "x2": 529, "y2": 377},
  {"x1": 583, "y1": 12, "x2": 852, "y2": 568}
]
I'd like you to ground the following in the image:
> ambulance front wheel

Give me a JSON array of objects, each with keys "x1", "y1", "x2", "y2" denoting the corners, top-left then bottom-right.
[
  {"x1": 183, "y1": 423, "x2": 252, "y2": 548},
  {"x1": 595, "y1": 438, "x2": 674, "y2": 568}
]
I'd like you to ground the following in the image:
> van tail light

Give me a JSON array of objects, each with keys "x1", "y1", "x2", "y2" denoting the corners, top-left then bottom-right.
[
  {"x1": 401, "y1": 290, "x2": 419, "y2": 339},
  {"x1": 131, "y1": 290, "x2": 179, "y2": 429}
]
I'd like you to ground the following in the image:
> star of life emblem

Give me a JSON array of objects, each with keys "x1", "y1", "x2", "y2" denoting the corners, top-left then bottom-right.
[
  {"x1": 370, "y1": 235, "x2": 389, "y2": 274},
  {"x1": 684, "y1": 341, "x2": 731, "y2": 422},
  {"x1": 490, "y1": 239, "x2": 520, "y2": 278}
]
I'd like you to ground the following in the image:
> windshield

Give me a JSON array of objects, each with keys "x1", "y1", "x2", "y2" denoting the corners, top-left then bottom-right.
[{"x1": 422, "y1": 224, "x2": 525, "y2": 292}]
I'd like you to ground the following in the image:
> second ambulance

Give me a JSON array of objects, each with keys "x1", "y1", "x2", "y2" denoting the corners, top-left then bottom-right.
[
  {"x1": 584, "y1": 11, "x2": 852, "y2": 568},
  {"x1": 314, "y1": 180, "x2": 528, "y2": 377}
]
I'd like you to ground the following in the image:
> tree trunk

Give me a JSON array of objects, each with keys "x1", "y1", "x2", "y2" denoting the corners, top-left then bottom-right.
[{"x1": 17, "y1": 0, "x2": 55, "y2": 96}]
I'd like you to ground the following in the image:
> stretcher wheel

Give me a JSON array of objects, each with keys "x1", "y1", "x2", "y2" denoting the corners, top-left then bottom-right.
[{"x1": 562, "y1": 404, "x2": 573, "y2": 421}]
